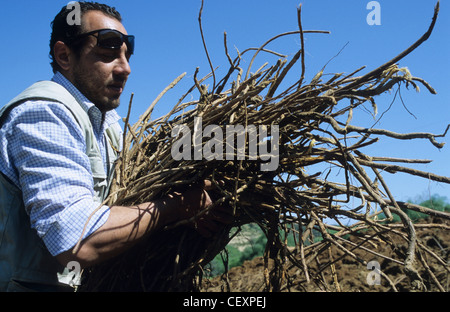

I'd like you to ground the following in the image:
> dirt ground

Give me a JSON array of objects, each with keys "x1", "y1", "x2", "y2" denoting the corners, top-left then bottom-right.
[{"x1": 201, "y1": 218, "x2": 449, "y2": 292}]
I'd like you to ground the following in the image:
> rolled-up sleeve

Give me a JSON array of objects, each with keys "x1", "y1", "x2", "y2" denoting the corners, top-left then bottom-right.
[{"x1": 0, "y1": 101, "x2": 110, "y2": 256}]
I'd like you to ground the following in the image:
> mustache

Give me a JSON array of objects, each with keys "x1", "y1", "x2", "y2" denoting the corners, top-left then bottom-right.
[{"x1": 108, "y1": 78, "x2": 127, "y2": 88}]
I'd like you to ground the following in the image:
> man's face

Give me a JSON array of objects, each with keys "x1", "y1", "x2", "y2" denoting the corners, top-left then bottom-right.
[{"x1": 69, "y1": 10, "x2": 132, "y2": 113}]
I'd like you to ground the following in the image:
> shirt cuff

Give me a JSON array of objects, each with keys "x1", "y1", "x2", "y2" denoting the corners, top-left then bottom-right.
[{"x1": 40, "y1": 198, "x2": 110, "y2": 256}]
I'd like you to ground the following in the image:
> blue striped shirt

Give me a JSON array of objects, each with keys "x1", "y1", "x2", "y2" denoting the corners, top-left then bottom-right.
[{"x1": 0, "y1": 72, "x2": 122, "y2": 256}]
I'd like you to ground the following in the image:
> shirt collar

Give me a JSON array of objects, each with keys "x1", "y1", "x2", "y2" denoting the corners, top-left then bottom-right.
[{"x1": 51, "y1": 72, "x2": 121, "y2": 134}]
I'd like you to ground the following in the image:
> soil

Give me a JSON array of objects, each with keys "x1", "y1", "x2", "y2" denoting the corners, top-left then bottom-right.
[{"x1": 201, "y1": 218, "x2": 450, "y2": 292}]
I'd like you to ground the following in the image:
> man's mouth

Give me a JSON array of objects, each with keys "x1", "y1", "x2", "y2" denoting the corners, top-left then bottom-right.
[{"x1": 108, "y1": 84, "x2": 124, "y2": 94}]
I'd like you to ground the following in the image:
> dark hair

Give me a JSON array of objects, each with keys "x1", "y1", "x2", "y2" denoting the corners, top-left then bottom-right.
[{"x1": 49, "y1": 1, "x2": 122, "y2": 73}]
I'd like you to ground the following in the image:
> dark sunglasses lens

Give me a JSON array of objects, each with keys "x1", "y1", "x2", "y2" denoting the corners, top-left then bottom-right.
[
  {"x1": 98, "y1": 30, "x2": 123, "y2": 48},
  {"x1": 126, "y1": 36, "x2": 135, "y2": 54},
  {"x1": 98, "y1": 30, "x2": 134, "y2": 54}
]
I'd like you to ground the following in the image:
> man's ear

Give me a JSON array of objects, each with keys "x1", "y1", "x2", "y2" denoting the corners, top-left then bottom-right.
[{"x1": 53, "y1": 41, "x2": 72, "y2": 72}]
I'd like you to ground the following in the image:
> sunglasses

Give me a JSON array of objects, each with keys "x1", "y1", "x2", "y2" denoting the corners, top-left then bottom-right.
[{"x1": 68, "y1": 28, "x2": 135, "y2": 54}]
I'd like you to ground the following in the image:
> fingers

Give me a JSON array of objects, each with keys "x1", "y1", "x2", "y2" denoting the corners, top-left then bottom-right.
[
  {"x1": 194, "y1": 218, "x2": 222, "y2": 238},
  {"x1": 209, "y1": 205, "x2": 235, "y2": 225},
  {"x1": 202, "y1": 179, "x2": 225, "y2": 191},
  {"x1": 175, "y1": 179, "x2": 234, "y2": 237},
  {"x1": 203, "y1": 180, "x2": 213, "y2": 191},
  {"x1": 191, "y1": 202, "x2": 235, "y2": 238}
]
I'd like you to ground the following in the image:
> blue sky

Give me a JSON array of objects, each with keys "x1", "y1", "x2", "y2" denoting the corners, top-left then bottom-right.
[{"x1": 1, "y1": 0, "x2": 449, "y2": 202}]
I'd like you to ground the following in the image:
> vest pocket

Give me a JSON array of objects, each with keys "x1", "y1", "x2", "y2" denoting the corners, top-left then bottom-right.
[{"x1": 89, "y1": 155, "x2": 108, "y2": 203}]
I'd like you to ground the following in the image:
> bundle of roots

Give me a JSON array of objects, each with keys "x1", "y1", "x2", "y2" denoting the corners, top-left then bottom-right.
[{"x1": 79, "y1": 2, "x2": 449, "y2": 292}]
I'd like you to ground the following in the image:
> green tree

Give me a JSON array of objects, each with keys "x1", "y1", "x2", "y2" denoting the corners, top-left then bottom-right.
[
  {"x1": 382, "y1": 194, "x2": 450, "y2": 223},
  {"x1": 207, "y1": 224, "x2": 267, "y2": 276}
]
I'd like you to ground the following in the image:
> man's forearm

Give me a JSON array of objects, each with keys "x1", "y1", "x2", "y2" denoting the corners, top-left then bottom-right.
[{"x1": 56, "y1": 197, "x2": 180, "y2": 268}]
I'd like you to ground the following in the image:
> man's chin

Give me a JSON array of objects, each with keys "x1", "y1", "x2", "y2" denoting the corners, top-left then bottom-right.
[
  {"x1": 96, "y1": 97, "x2": 120, "y2": 113},
  {"x1": 104, "y1": 100, "x2": 120, "y2": 112}
]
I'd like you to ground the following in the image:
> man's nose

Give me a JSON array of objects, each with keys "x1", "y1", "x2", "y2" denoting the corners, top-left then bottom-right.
[{"x1": 114, "y1": 52, "x2": 131, "y2": 78}]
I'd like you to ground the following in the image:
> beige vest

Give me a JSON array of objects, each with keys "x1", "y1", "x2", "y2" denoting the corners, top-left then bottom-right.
[{"x1": 0, "y1": 81, "x2": 121, "y2": 291}]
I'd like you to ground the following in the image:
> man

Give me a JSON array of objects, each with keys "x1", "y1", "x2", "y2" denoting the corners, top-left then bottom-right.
[{"x1": 0, "y1": 2, "x2": 231, "y2": 291}]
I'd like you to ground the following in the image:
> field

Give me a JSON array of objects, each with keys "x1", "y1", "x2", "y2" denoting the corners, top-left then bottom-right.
[{"x1": 202, "y1": 216, "x2": 449, "y2": 292}]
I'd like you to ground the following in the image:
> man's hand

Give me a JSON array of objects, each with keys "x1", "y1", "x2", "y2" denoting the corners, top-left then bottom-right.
[{"x1": 171, "y1": 180, "x2": 234, "y2": 237}]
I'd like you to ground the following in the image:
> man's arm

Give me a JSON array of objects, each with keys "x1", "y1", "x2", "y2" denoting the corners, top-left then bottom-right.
[
  {"x1": 56, "y1": 197, "x2": 177, "y2": 268},
  {"x1": 56, "y1": 182, "x2": 233, "y2": 268},
  {"x1": 1, "y1": 101, "x2": 232, "y2": 268}
]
